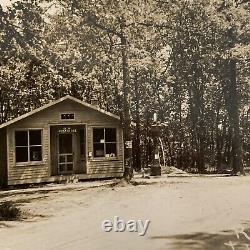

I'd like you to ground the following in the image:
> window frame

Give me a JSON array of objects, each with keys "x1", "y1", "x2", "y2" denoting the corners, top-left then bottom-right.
[
  {"x1": 79, "y1": 128, "x2": 86, "y2": 159},
  {"x1": 14, "y1": 128, "x2": 43, "y2": 166},
  {"x1": 92, "y1": 127, "x2": 118, "y2": 160}
]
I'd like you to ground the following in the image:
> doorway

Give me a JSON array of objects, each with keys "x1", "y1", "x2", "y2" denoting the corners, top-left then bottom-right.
[{"x1": 50, "y1": 125, "x2": 86, "y2": 175}]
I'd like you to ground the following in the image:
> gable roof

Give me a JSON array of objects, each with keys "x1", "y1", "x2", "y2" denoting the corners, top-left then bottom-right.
[{"x1": 0, "y1": 95, "x2": 120, "y2": 129}]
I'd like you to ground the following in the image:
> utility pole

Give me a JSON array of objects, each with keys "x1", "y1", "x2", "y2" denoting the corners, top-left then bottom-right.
[{"x1": 120, "y1": 21, "x2": 133, "y2": 181}]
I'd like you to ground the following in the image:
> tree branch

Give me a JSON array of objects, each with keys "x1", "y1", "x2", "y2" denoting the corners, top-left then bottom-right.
[{"x1": 85, "y1": 15, "x2": 124, "y2": 39}]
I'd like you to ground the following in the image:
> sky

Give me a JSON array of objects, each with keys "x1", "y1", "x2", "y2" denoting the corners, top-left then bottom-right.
[
  {"x1": 0, "y1": 0, "x2": 13, "y2": 7},
  {"x1": 0, "y1": 0, "x2": 59, "y2": 12}
]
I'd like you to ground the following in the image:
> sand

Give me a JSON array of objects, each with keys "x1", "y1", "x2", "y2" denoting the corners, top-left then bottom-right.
[{"x1": 1, "y1": 176, "x2": 250, "y2": 249}]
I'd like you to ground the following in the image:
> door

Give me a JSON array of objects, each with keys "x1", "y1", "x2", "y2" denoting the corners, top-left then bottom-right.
[{"x1": 58, "y1": 133, "x2": 74, "y2": 174}]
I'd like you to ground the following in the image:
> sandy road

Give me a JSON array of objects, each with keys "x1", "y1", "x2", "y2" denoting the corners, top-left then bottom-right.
[{"x1": 1, "y1": 176, "x2": 250, "y2": 250}]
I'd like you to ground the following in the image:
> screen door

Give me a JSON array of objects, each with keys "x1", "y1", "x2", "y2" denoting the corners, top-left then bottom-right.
[{"x1": 58, "y1": 133, "x2": 74, "y2": 173}]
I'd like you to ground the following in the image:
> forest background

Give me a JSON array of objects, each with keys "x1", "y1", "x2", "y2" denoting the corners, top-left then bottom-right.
[{"x1": 0, "y1": 0, "x2": 249, "y2": 174}]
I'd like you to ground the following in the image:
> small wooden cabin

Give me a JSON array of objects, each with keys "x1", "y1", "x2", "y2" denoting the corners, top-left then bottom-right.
[{"x1": 0, "y1": 96, "x2": 124, "y2": 186}]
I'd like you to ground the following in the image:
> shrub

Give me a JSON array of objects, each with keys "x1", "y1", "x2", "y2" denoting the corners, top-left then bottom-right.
[{"x1": 0, "y1": 201, "x2": 22, "y2": 221}]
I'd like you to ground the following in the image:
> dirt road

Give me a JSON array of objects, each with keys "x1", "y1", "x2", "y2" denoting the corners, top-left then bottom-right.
[{"x1": 1, "y1": 176, "x2": 250, "y2": 250}]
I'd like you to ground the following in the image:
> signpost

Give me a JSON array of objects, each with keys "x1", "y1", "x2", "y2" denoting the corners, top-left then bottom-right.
[{"x1": 125, "y1": 141, "x2": 132, "y2": 149}]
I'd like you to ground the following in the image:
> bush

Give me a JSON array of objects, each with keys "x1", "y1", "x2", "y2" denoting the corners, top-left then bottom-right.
[{"x1": 0, "y1": 201, "x2": 22, "y2": 221}]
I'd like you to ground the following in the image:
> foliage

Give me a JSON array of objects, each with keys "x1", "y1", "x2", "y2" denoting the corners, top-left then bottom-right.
[{"x1": 0, "y1": 0, "x2": 249, "y2": 173}]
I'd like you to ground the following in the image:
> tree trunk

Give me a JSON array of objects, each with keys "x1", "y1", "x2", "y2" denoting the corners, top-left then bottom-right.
[
  {"x1": 217, "y1": 1, "x2": 244, "y2": 175},
  {"x1": 215, "y1": 106, "x2": 222, "y2": 172},
  {"x1": 228, "y1": 59, "x2": 244, "y2": 174}
]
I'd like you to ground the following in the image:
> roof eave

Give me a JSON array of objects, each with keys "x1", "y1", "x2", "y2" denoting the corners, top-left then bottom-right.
[{"x1": 0, "y1": 95, "x2": 120, "y2": 129}]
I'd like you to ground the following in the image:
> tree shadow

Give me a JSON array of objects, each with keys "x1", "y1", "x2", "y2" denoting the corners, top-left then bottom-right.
[{"x1": 150, "y1": 226, "x2": 250, "y2": 249}]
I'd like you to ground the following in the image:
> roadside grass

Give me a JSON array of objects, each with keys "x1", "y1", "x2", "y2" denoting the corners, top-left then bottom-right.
[
  {"x1": 0, "y1": 200, "x2": 47, "y2": 224},
  {"x1": 0, "y1": 201, "x2": 22, "y2": 221}
]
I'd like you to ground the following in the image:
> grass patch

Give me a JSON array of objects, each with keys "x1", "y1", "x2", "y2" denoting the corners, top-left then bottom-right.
[{"x1": 0, "y1": 201, "x2": 22, "y2": 221}]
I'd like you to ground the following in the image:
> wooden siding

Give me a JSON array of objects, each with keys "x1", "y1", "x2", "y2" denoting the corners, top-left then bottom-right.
[
  {"x1": 10, "y1": 99, "x2": 121, "y2": 127},
  {"x1": 6, "y1": 99, "x2": 124, "y2": 184},
  {"x1": 0, "y1": 128, "x2": 8, "y2": 187},
  {"x1": 8, "y1": 173, "x2": 123, "y2": 185},
  {"x1": 88, "y1": 161, "x2": 124, "y2": 174}
]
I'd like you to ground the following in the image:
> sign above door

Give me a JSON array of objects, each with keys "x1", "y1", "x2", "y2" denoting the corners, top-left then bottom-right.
[{"x1": 58, "y1": 127, "x2": 77, "y2": 134}]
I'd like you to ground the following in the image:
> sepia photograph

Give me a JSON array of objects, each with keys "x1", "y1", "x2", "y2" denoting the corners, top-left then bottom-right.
[{"x1": 0, "y1": 0, "x2": 249, "y2": 249}]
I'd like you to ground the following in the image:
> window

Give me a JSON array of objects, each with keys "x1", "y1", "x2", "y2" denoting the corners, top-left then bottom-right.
[
  {"x1": 93, "y1": 128, "x2": 117, "y2": 158},
  {"x1": 61, "y1": 113, "x2": 75, "y2": 120},
  {"x1": 15, "y1": 130, "x2": 42, "y2": 163}
]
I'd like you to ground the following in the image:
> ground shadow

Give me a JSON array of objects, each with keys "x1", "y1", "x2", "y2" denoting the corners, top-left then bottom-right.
[
  {"x1": 0, "y1": 189, "x2": 59, "y2": 199},
  {"x1": 150, "y1": 225, "x2": 250, "y2": 249},
  {"x1": 0, "y1": 222, "x2": 14, "y2": 228},
  {"x1": 0, "y1": 186, "x2": 91, "y2": 199},
  {"x1": 0, "y1": 179, "x2": 122, "y2": 199}
]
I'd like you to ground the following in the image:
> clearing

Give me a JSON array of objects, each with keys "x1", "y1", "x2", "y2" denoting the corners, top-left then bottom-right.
[{"x1": 1, "y1": 176, "x2": 250, "y2": 250}]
